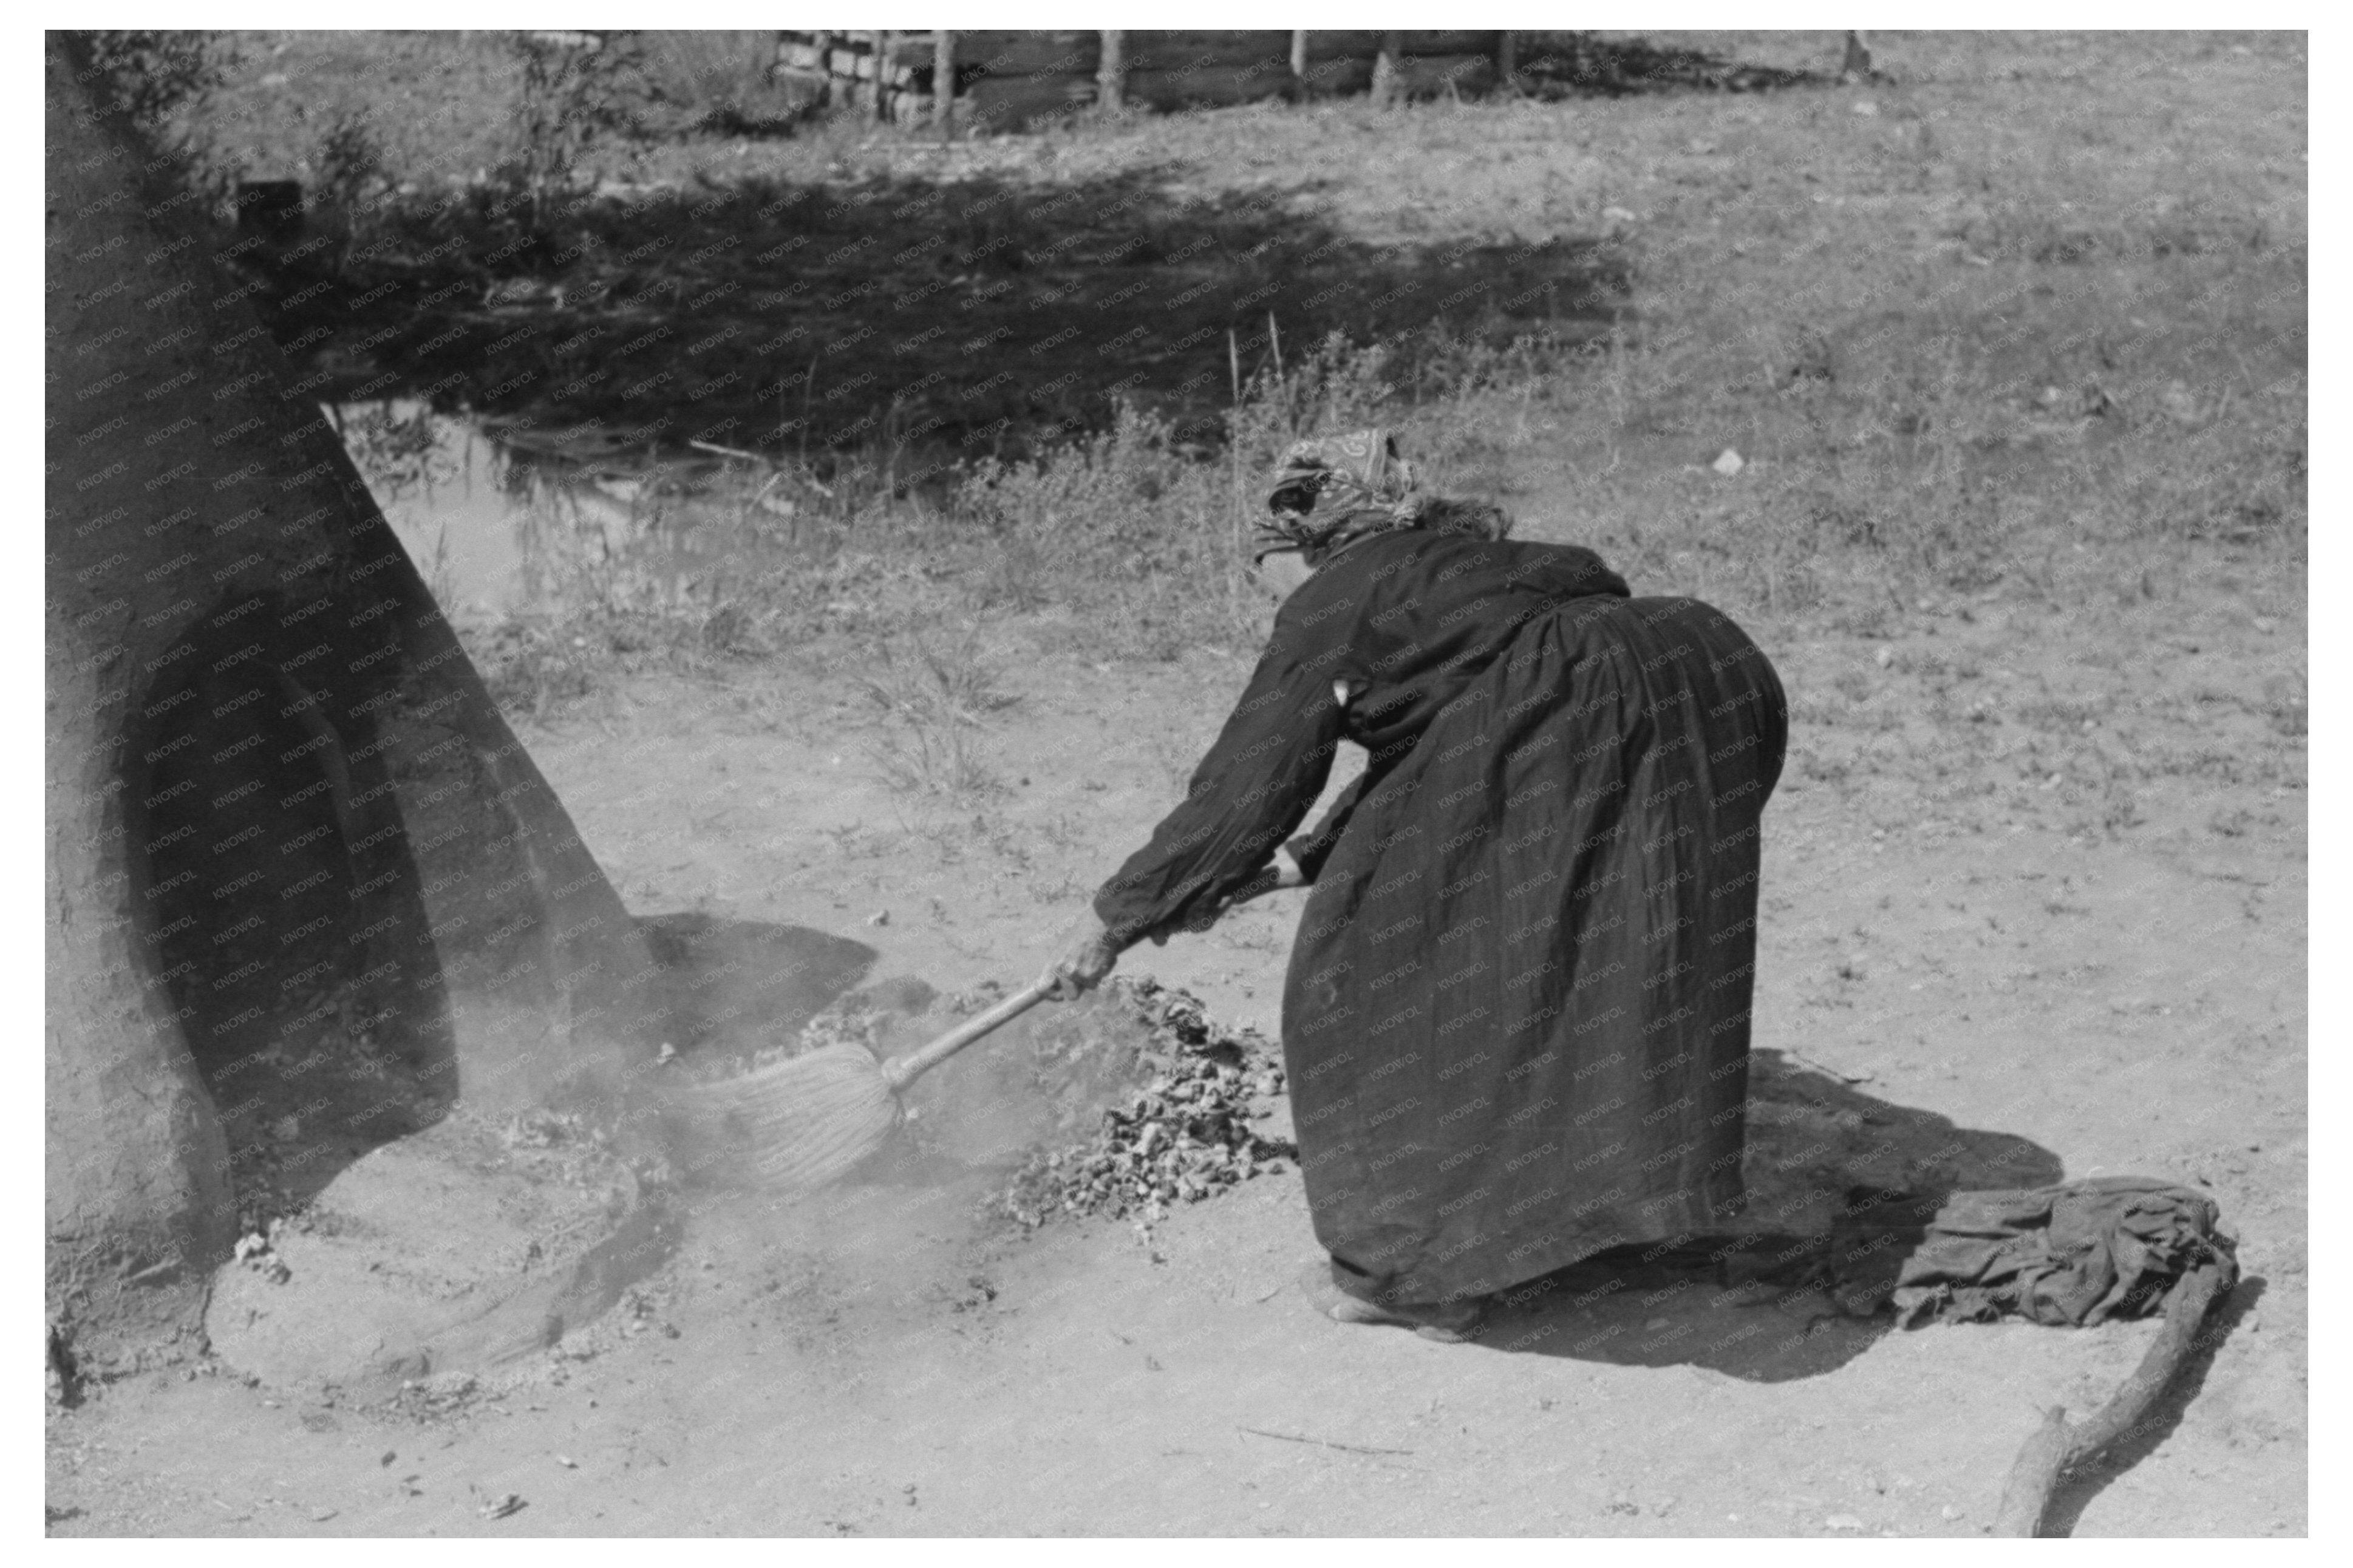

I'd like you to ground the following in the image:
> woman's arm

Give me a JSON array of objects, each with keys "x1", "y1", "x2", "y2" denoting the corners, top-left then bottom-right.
[
  {"x1": 1281, "y1": 770, "x2": 1370, "y2": 885},
  {"x1": 1089, "y1": 632, "x2": 1352, "y2": 949}
]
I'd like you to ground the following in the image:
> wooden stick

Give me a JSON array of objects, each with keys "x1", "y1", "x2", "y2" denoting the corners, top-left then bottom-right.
[
  {"x1": 1371, "y1": 32, "x2": 1403, "y2": 107},
  {"x1": 1097, "y1": 30, "x2": 1126, "y2": 116},
  {"x1": 1842, "y1": 31, "x2": 1875, "y2": 83},
  {"x1": 877, "y1": 30, "x2": 899, "y2": 121},
  {"x1": 1991, "y1": 1260, "x2": 2232, "y2": 1537},
  {"x1": 810, "y1": 31, "x2": 834, "y2": 109},
  {"x1": 932, "y1": 31, "x2": 955, "y2": 135},
  {"x1": 1239, "y1": 1427, "x2": 1412, "y2": 1457},
  {"x1": 880, "y1": 981, "x2": 1053, "y2": 1092}
]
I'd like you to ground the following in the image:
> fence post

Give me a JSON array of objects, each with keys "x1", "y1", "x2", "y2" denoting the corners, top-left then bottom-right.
[
  {"x1": 1842, "y1": 31, "x2": 1873, "y2": 81},
  {"x1": 932, "y1": 30, "x2": 955, "y2": 132},
  {"x1": 1495, "y1": 30, "x2": 1518, "y2": 93},
  {"x1": 1290, "y1": 29, "x2": 1309, "y2": 95},
  {"x1": 1098, "y1": 30, "x2": 1126, "y2": 115},
  {"x1": 810, "y1": 30, "x2": 834, "y2": 109},
  {"x1": 1371, "y1": 31, "x2": 1403, "y2": 106},
  {"x1": 876, "y1": 29, "x2": 899, "y2": 120}
]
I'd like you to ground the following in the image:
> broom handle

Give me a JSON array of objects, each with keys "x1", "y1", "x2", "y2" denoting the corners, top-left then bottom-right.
[
  {"x1": 882, "y1": 863, "x2": 1289, "y2": 1091},
  {"x1": 881, "y1": 979, "x2": 1056, "y2": 1091}
]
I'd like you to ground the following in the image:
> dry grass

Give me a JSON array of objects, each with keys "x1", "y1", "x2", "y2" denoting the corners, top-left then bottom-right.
[
  {"x1": 857, "y1": 629, "x2": 1017, "y2": 800},
  {"x1": 273, "y1": 30, "x2": 2299, "y2": 706}
]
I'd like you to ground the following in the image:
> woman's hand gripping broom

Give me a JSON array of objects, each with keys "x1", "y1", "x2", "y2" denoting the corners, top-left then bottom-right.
[{"x1": 662, "y1": 858, "x2": 1301, "y2": 1195}]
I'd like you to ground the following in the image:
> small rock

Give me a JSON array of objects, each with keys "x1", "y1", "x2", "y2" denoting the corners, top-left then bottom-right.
[
  {"x1": 1941, "y1": 1504, "x2": 1962, "y2": 1521},
  {"x1": 310, "y1": 1507, "x2": 338, "y2": 1522},
  {"x1": 1851, "y1": 99, "x2": 1880, "y2": 116},
  {"x1": 1602, "y1": 205, "x2": 1638, "y2": 224},
  {"x1": 479, "y1": 1492, "x2": 525, "y2": 1520},
  {"x1": 1826, "y1": 1513, "x2": 1867, "y2": 1532},
  {"x1": 556, "y1": 1455, "x2": 577, "y2": 1469},
  {"x1": 1875, "y1": 646, "x2": 1895, "y2": 669},
  {"x1": 1711, "y1": 448, "x2": 1745, "y2": 477},
  {"x1": 868, "y1": 910, "x2": 890, "y2": 927}
]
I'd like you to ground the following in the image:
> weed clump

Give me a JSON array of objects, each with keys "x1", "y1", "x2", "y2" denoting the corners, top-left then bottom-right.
[{"x1": 859, "y1": 629, "x2": 1018, "y2": 800}]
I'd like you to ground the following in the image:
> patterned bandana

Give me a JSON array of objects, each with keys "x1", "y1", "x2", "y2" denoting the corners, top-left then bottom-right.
[{"x1": 1251, "y1": 428, "x2": 1424, "y2": 565}]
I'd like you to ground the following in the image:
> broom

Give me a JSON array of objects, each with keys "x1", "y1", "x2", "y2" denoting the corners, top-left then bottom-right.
[
  {"x1": 657, "y1": 866, "x2": 1288, "y2": 1193},
  {"x1": 658, "y1": 980, "x2": 1057, "y2": 1194}
]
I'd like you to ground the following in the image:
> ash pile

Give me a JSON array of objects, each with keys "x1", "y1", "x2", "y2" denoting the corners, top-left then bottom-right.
[{"x1": 993, "y1": 978, "x2": 1295, "y2": 1230}]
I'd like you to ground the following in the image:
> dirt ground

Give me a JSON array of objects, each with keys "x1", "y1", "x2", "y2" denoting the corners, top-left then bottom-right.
[
  {"x1": 47, "y1": 29, "x2": 2303, "y2": 1540},
  {"x1": 44, "y1": 543, "x2": 2306, "y2": 1535}
]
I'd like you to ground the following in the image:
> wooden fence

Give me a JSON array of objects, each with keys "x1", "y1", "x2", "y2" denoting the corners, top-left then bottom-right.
[{"x1": 775, "y1": 30, "x2": 1542, "y2": 131}]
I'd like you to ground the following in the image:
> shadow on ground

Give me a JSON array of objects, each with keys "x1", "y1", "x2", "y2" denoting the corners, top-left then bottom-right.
[
  {"x1": 233, "y1": 169, "x2": 1628, "y2": 469},
  {"x1": 1471, "y1": 1051, "x2": 2066, "y2": 1383}
]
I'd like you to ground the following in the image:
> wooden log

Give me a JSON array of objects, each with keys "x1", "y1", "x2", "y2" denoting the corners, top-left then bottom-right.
[
  {"x1": 1298, "y1": 30, "x2": 1388, "y2": 61},
  {"x1": 1371, "y1": 31, "x2": 1403, "y2": 106},
  {"x1": 960, "y1": 73, "x2": 1095, "y2": 132},
  {"x1": 951, "y1": 30, "x2": 1098, "y2": 77},
  {"x1": 1295, "y1": 54, "x2": 1373, "y2": 98},
  {"x1": 1292, "y1": 29, "x2": 1499, "y2": 60},
  {"x1": 1123, "y1": 63, "x2": 1295, "y2": 113},
  {"x1": 1399, "y1": 30, "x2": 1503, "y2": 56},
  {"x1": 932, "y1": 32, "x2": 955, "y2": 129},
  {"x1": 1393, "y1": 53, "x2": 1496, "y2": 99},
  {"x1": 1098, "y1": 30, "x2": 1125, "y2": 114},
  {"x1": 1992, "y1": 1261, "x2": 2233, "y2": 1538},
  {"x1": 1119, "y1": 30, "x2": 1294, "y2": 72}
]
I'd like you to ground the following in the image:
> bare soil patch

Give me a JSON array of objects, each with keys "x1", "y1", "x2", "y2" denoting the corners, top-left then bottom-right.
[{"x1": 49, "y1": 28, "x2": 2303, "y2": 1539}]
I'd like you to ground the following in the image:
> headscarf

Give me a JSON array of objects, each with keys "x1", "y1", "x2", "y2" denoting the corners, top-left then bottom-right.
[{"x1": 1251, "y1": 428, "x2": 1424, "y2": 565}]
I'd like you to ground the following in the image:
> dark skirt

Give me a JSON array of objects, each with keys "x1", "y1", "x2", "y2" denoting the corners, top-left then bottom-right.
[{"x1": 1282, "y1": 595, "x2": 1787, "y2": 1306}]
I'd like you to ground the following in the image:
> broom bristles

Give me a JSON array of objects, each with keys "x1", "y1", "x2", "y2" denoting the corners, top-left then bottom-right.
[{"x1": 659, "y1": 1042, "x2": 902, "y2": 1193}]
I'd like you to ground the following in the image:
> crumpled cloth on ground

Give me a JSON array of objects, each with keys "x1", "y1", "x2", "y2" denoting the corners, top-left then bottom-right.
[{"x1": 1887, "y1": 1176, "x2": 2236, "y2": 1329}]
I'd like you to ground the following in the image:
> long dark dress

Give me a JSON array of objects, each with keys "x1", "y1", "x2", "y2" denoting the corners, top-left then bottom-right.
[{"x1": 1095, "y1": 528, "x2": 1787, "y2": 1306}]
